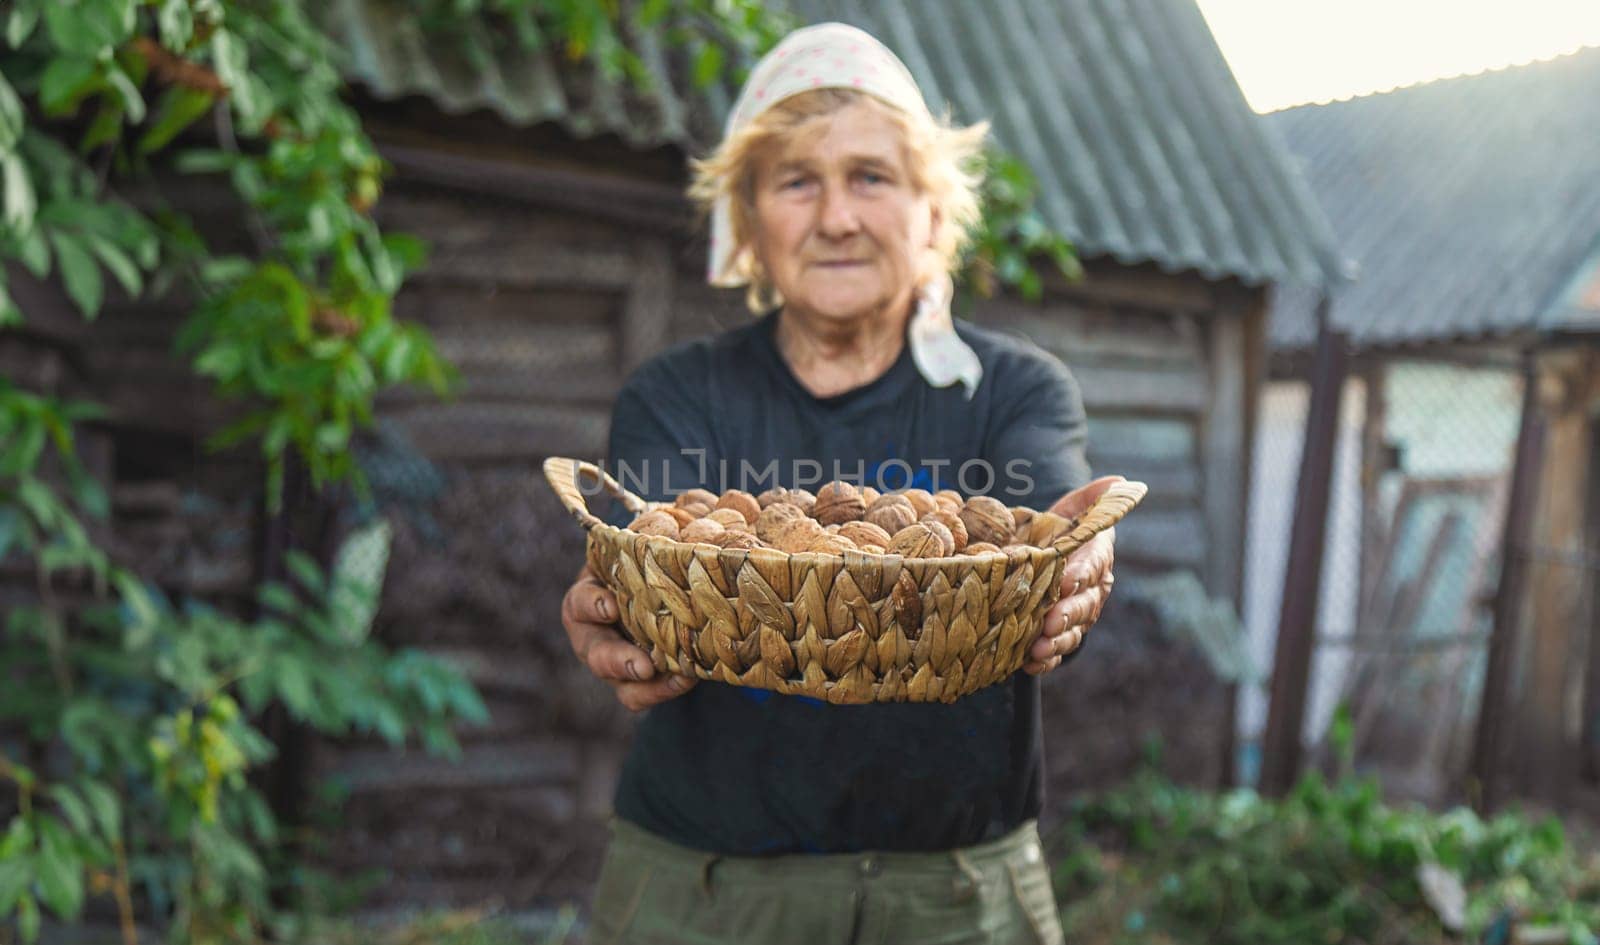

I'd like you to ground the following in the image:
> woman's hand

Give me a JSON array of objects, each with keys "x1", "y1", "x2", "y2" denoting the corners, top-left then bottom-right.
[
  {"x1": 1024, "y1": 476, "x2": 1123, "y2": 675},
  {"x1": 562, "y1": 564, "x2": 698, "y2": 711}
]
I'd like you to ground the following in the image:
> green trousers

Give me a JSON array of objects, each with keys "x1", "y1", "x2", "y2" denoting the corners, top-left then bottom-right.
[{"x1": 587, "y1": 817, "x2": 1065, "y2": 945}]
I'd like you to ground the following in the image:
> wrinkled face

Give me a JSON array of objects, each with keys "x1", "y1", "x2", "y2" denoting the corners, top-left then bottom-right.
[{"x1": 748, "y1": 102, "x2": 938, "y2": 327}]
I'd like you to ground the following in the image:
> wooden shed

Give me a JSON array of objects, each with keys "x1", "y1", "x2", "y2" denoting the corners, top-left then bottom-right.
[{"x1": 1250, "y1": 47, "x2": 1600, "y2": 809}]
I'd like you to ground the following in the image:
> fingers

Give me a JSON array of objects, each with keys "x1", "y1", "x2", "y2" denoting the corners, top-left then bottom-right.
[
  {"x1": 562, "y1": 567, "x2": 697, "y2": 710},
  {"x1": 1024, "y1": 626, "x2": 1085, "y2": 674},
  {"x1": 1042, "y1": 575, "x2": 1112, "y2": 640},
  {"x1": 1047, "y1": 475, "x2": 1127, "y2": 519},
  {"x1": 610, "y1": 673, "x2": 700, "y2": 712},
  {"x1": 1061, "y1": 529, "x2": 1115, "y2": 594},
  {"x1": 562, "y1": 570, "x2": 617, "y2": 629}
]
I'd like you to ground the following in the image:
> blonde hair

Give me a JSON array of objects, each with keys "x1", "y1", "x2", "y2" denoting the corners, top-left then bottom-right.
[{"x1": 689, "y1": 88, "x2": 989, "y2": 313}]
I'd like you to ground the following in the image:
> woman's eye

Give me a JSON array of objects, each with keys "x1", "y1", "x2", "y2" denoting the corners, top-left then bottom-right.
[{"x1": 781, "y1": 177, "x2": 810, "y2": 190}]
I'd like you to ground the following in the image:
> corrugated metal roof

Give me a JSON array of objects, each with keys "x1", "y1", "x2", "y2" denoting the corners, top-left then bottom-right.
[
  {"x1": 1266, "y1": 46, "x2": 1600, "y2": 350},
  {"x1": 323, "y1": 0, "x2": 1343, "y2": 288}
]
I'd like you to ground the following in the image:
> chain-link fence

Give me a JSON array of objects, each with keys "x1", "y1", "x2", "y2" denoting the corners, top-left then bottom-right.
[{"x1": 1243, "y1": 358, "x2": 1524, "y2": 801}]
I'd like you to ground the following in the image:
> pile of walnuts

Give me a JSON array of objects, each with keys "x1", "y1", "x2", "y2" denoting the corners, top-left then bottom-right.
[{"x1": 624, "y1": 482, "x2": 1069, "y2": 558}]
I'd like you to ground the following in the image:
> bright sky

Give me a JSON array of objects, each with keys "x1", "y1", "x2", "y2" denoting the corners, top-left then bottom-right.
[{"x1": 1195, "y1": 0, "x2": 1600, "y2": 112}]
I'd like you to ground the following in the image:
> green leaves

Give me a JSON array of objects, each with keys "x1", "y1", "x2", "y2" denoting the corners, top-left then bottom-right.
[
  {"x1": 43, "y1": 0, "x2": 136, "y2": 57},
  {"x1": 961, "y1": 147, "x2": 1081, "y2": 303},
  {"x1": 139, "y1": 86, "x2": 215, "y2": 153},
  {"x1": 46, "y1": 230, "x2": 101, "y2": 317}
]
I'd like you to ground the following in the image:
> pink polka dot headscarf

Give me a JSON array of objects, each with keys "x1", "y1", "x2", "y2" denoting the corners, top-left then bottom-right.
[{"x1": 707, "y1": 22, "x2": 984, "y2": 399}]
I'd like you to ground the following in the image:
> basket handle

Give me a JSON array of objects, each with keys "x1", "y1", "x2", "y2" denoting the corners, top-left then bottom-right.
[
  {"x1": 542, "y1": 456, "x2": 651, "y2": 531},
  {"x1": 1049, "y1": 479, "x2": 1149, "y2": 555}
]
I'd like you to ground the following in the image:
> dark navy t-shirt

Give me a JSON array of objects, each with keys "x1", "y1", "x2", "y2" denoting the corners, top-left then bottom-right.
[{"x1": 597, "y1": 306, "x2": 1091, "y2": 854}]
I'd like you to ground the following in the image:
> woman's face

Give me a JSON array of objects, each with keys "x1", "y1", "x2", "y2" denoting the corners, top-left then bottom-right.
[{"x1": 748, "y1": 102, "x2": 937, "y2": 327}]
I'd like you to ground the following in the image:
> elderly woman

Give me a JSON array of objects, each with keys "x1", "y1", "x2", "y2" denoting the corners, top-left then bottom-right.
[{"x1": 560, "y1": 22, "x2": 1119, "y2": 945}]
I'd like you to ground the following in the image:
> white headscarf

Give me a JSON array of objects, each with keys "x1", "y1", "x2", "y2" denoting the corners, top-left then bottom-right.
[{"x1": 706, "y1": 22, "x2": 984, "y2": 399}]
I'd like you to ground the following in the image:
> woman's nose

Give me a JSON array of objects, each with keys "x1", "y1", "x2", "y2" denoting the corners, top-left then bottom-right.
[{"x1": 816, "y1": 183, "x2": 861, "y2": 237}]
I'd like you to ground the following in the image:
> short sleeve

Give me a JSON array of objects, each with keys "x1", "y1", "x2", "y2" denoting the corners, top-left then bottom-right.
[
  {"x1": 982, "y1": 351, "x2": 1092, "y2": 513},
  {"x1": 598, "y1": 356, "x2": 720, "y2": 528}
]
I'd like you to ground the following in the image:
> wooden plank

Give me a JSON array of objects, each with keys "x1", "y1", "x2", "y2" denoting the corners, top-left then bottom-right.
[
  {"x1": 1516, "y1": 349, "x2": 1600, "y2": 804},
  {"x1": 1200, "y1": 312, "x2": 1248, "y2": 600},
  {"x1": 1110, "y1": 506, "x2": 1208, "y2": 568},
  {"x1": 387, "y1": 402, "x2": 611, "y2": 462},
  {"x1": 621, "y1": 240, "x2": 674, "y2": 374},
  {"x1": 1066, "y1": 360, "x2": 1209, "y2": 413},
  {"x1": 1042, "y1": 257, "x2": 1218, "y2": 313},
  {"x1": 976, "y1": 297, "x2": 1205, "y2": 365},
  {"x1": 1260, "y1": 319, "x2": 1349, "y2": 796},
  {"x1": 324, "y1": 738, "x2": 579, "y2": 793},
  {"x1": 1086, "y1": 416, "x2": 1197, "y2": 465},
  {"x1": 380, "y1": 143, "x2": 694, "y2": 234}
]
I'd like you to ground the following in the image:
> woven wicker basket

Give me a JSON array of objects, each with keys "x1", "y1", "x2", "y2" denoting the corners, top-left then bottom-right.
[{"x1": 544, "y1": 457, "x2": 1147, "y2": 704}]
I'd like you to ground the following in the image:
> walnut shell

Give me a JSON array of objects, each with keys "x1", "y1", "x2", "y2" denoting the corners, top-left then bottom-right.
[
  {"x1": 755, "y1": 503, "x2": 805, "y2": 542},
  {"x1": 1011, "y1": 507, "x2": 1038, "y2": 533},
  {"x1": 837, "y1": 520, "x2": 892, "y2": 549},
  {"x1": 712, "y1": 530, "x2": 764, "y2": 550},
  {"x1": 805, "y1": 534, "x2": 858, "y2": 555},
  {"x1": 707, "y1": 508, "x2": 748, "y2": 529},
  {"x1": 773, "y1": 517, "x2": 824, "y2": 553},
  {"x1": 786, "y1": 488, "x2": 817, "y2": 515},
  {"x1": 888, "y1": 523, "x2": 944, "y2": 558},
  {"x1": 1026, "y1": 512, "x2": 1073, "y2": 546},
  {"x1": 680, "y1": 501, "x2": 714, "y2": 519},
  {"x1": 901, "y1": 489, "x2": 936, "y2": 517},
  {"x1": 628, "y1": 510, "x2": 680, "y2": 539},
  {"x1": 814, "y1": 481, "x2": 866, "y2": 525},
  {"x1": 920, "y1": 509, "x2": 968, "y2": 552},
  {"x1": 960, "y1": 495, "x2": 1015, "y2": 546},
  {"x1": 922, "y1": 519, "x2": 956, "y2": 556},
  {"x1": 757, "y1": 488, "x2": 790, "y2": 509},
  {"x1": 662, "y1": 506, "x2": 698, "y2": 528},
  {"x1": 860, "y1": 486, "x2": 881, "y2": 507},
  {"x1": 934, "y1": 490, "x2": 964, "y2": 515},
  {"x1": 675, "y1": 488, "x2": 719, "y2": 510},
  {"x1": 963, "y1": 541, "x2": 1003, "y2": 556},
  {"x1": 715, "y1": 490, "x2": 762, "y2": 525},
  {"x1": 859, "y1": 543, "x2": 886, "y2": 555},
  {"x1": 865, "y1": 495, "x2": 917, "y2": 535},
  {"x1": 680, "y1": 518, "x2": 726, "y2": 544}
]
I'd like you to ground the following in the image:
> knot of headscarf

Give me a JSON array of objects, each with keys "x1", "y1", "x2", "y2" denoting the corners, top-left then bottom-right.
[{"x1": 706, "y1": 22, "x2": 984, "y2": 399}]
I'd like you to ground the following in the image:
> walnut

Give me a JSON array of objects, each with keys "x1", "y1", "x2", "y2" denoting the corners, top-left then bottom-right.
[
  {"x1": 712, "y1": 530, "x2": 764, "y2": 550},
  {"x1": 814, "y1": 481, "x2": 866, "y2": 525},
  {"x1": 715, "y1": 490, "x2": 762, "y2": 525},
  {"x1": 755, "y1": 503, "x2": 805, "y2": 543},
  {"x1": 662, "y1": 506, "x2": 698, "y2": 528},
  {"x1": 757, "y1": 488, "x2": 790, "y2": 509},
  {"x1": 772, "y1": 517, "x2": 824, "y2": 554},
  {"x1": 920, "y1": 509, "x2": 968, "y2": 552},
  {"x1": 1011, "y1": 507, "x2": 1038, "y2": 532},
  {"x1": 963, "y1": 541, "x2": 1002, "y2": 556},
  {"x1": 861, "y1": 486, "x2": 881, "y2": 507},
  {"x1": 1026, "y1": 512, "x2": 1072, "y2": 546},
  {"x1": 675, "y1": 488, "x2": 719, "y2": 510},
  {"x1": 628, "y1": 510, "x2": 680, "y2": 539},
  {"x1": 934, "y1": 490, "x2": 964, "y2": 515},
  {"x1": 805, "y1": 534, "x2": 857, "y2": 555},
  {"x1": 922, "y1": 519, "x2": 956, "y2": 556},
  {"x1": 887, "y1": 523, "x2": 944, "y2": 558},
  {"x1": 680, "y1": 501, "x2": 714, "y2": 519},
  {"x1": 865, "y1": 495, "x2": 917, "y2": 535},
  {"x1": 707, "y1": 508, "x2": 748, "y2": 529},
  {"x1": 901, "y1": 489, "x2": 936, "y2": 517},
  {"x1": 680, "y1": 518, "x2": 726, "y2": 544},
  {"x1": 837, "y1": 521, "x2": 892, "y2": 548},
  {"x1": 858, "y1": 543, "x2": 886, "y2": 554},
  {"x1": 785, "y1": 488, "x2": 817, "y2": 515},
  {"x1": 960, "y1": 495, "x2": 1015, "y2": 546}
]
